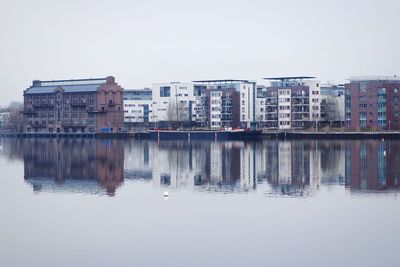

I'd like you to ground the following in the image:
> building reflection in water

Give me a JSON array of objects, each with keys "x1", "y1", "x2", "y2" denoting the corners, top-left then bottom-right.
[
  {"x1": 345, "y1": 140, "x2": 400, "y2": 192},
  {"x1": 125, "y1": 139, "x2": 400, "y2": 196},
  {"x1": 1, "y1": 138, "x2": 399, "y2": 197},
  {"x1": 22, "y1": 139, "x2": 124, "y2": 196},
  {"x1": 125, "y1": 140, "x2": 339, "y2": 196}
]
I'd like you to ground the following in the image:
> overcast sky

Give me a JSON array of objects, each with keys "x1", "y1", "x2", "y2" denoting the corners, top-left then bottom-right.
[{"x1": 0, "y1": 0, "x2": 399, "y2": 106}]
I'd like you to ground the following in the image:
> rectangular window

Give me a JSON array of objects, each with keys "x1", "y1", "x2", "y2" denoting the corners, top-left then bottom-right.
[
  {"x1": 359, "y1": 82, "x2": 367, "y2": 93},
  {"x1": 160, "y1": 86, "x2": 171, "y2": 97}
]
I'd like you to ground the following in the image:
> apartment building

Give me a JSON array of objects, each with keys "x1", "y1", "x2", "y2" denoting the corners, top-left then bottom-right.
[
  {"x1": 345, "y1": 76, "x2": 400, "y2": 130},
  {"x1": 23, "y1": 76, "x2": 124, "y2": 133},
  {"x1": 193, "y1": 79, "x2": 257, "y2": 129},
  {"x1": 151, "y1": 80, "x2": 256, "y2": 129},
  {"x1": 258, "y1": 77, "x2": 320, "y2": 130}
]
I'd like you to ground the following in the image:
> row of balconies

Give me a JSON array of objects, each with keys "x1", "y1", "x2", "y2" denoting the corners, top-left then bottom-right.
[
  {"x1": 30, "y1": 99, "x2": 89, "y2": 107},
  {"x1": 61, "y1": 120, "x2": 94, "y2": 126},
  {"x1": 23, "y1": 106, "x2": 103, "y2": 114}
]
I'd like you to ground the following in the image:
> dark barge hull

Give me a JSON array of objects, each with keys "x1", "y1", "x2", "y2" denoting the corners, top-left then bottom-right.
[{"x1": 147, "y1": 130, "x2": 262, "y2": 141}]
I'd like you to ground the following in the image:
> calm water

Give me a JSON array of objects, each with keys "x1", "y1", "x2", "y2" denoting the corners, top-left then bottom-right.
[{"x1": 0, "y1": 138, "x2": 399, "y2": 267}]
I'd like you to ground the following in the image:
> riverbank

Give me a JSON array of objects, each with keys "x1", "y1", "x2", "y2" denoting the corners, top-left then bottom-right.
[
  {"x1": 0, "y1": 132, "x2": 133, "y2": 139},
  {"x1": 1, "y1": 130, "x2": 400, "y2": 140}
]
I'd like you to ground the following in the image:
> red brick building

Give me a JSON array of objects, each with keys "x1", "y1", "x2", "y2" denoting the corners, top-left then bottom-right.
[
  {"x1": 23, "y1": 76, "x2": 124, "y2": 134},
  {"x1": 345, "y1": 77, "x2": 400, "y2": 130}
]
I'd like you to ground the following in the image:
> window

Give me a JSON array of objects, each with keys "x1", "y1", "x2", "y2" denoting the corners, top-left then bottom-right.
[
  {"x1": 360, "y1": 112, "x2": 367, "y2": 118},
  {"x1": 359, "y1": 82, "x2": 367, "y2": 93},
  {"x1": 359, "y1": 104, "x2": 367, "y2": 109},
  {"x1": 359, "y1": 96, "x2": 366, "y2": 102},
  {"x1": 394, "y1": 88, "x2": 399, "y2": 93},
  {"x1": 160, "y1": 86, "x2": 171, "y2": 97}
]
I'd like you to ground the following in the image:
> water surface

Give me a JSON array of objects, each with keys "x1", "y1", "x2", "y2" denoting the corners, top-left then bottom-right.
[{"x1": 0, "y1": 138, "x2": 399, "y2": 267}]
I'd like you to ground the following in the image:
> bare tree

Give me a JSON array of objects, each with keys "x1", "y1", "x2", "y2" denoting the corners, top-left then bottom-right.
[
  {"x1": 325, "y1": 98, "x2": 340, "y2": 128},
  {"x1": 177, "y1": 101, "x2": 189, "y2": 125},
  {"x1": 5, "y1": 108, "x2": 24, "y2": 133},
  {"x1": 166, "y1": 102, "x2": 177, "y2": 129},
  {"x1": 166, "y1": 101, "x2": 189, "y2": 129}
]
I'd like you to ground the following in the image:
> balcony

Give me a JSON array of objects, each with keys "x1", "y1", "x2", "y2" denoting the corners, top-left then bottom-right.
[
  {"x1": 62, "y1": 120, "x2": 90, "y2": 126},
  {"x1": 29, "y1": 121, "x2": 46, "y2": 128},
  {"x1": 32, "y1": 101, "x2": 55, "y2": 107},
  {"x1": 292, "y1": 116, "x2": 309, "y2": 121},
  {"x1": 292, "y1": 101, "x2": 309, "y2": 106},
  {"x1": 71, "y1": 100, "x2": 87, "y2": 106}
]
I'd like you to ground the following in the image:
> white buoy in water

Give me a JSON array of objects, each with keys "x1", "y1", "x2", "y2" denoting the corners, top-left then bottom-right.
[
  {"x1": 384, "y1": 150, "x2": 387, "y2": 156},
  {"x1": 163, "y1": 191, "x2": 169, "y2": 199}
]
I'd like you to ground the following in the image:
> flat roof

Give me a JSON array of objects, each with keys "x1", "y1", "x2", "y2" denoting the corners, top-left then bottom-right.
[
  {"x1": 124, "y1": 88, "x2": 152, "y2": 92},
  {"x1": 348, "y1": 76, "x2": 400, "y2": 82},
  {"x1": 263, "y1": 76, "x2": 315, "y2": 81},
  {"x1": 192, "y1": 79, "x2": 252, "y2": 83}
]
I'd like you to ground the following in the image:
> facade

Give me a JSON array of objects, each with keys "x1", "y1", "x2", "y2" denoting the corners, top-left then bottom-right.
[
  {"x1": 23, "y1": 76, "x2": 124, "y2": 134},
  {"x1": 205, "y1": 88, "x2": 240, "y2": 129},
  {"x1": 258, "y1": 77, "x2": 321, "y2": 130},
  {"x1": 193, "y1": 80, "x2": 257, "y2": 129},
  {"x1": 345, "y1": 76, "x2": 400, "y2": 130},
  {"x1": 151, "y1": 80, "x2": 256, "y2": 129},
  {"x1": 123, "y1": 88, "x2": 153, "y2": 128},
  {"x1": 152, "y1": 82, "x2": 201, "y2": 128}
]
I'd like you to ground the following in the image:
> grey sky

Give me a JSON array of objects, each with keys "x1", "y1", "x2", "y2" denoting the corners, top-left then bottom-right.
[{"x1": 0, "y1": 0, "x2": 399, "y2": 106}]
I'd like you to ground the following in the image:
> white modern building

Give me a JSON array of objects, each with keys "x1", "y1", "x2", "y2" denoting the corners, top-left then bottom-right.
[
  {"x1": 123, "y1": 89, "x2": 153, "y2": 127},
  {"x1": 152, "y1": 82, "x2": 200, "y2": 127},
  {"x1": 151, "y1": 80, "x2": 257, "y2": 129}
]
